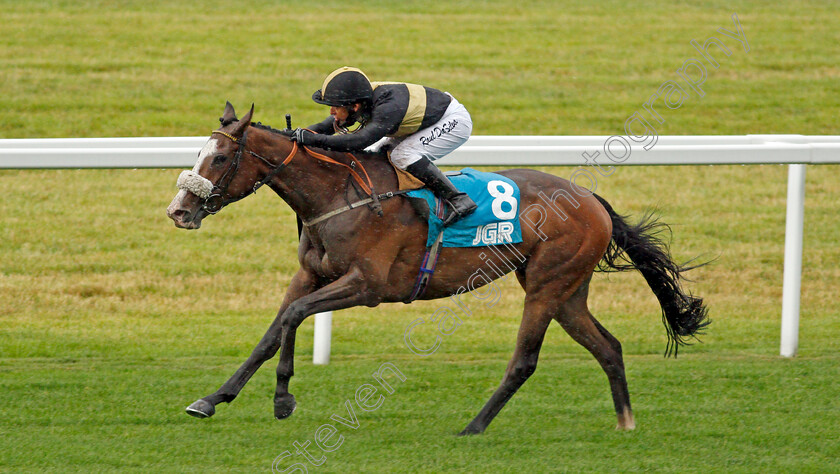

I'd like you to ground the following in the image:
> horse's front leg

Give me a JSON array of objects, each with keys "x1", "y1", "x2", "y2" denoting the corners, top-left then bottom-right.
[
  {"x1": 185, "y1": 269, "x2": 317, "y2": 419},
  {"x1": 273, "y1": 267, "x2": 371, "y2": 419}
]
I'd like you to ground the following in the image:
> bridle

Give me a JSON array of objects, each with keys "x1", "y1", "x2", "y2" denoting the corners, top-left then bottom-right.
[
  {"x1": 199, "y1": 127, "x2": 382, "y2": 218},
  {"x1": 200, "y1": 129, "x2": 298, "y2": 214}
]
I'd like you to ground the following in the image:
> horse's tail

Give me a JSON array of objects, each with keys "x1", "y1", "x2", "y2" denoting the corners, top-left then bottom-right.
[{"x1": 593, "y1": 193, "x2": 710, "y2": 357}]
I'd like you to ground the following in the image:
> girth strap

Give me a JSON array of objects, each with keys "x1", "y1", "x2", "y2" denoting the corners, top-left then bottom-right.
[
  {"x1": 405, "y1": 195, "x2": 449, "y2": 302},
  {"x1": 405, "y1": 230, "x2": 444, "y2": 303}
]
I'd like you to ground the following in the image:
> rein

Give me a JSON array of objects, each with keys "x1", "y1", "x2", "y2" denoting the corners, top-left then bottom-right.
[{"x1": 199, "y1": 127, "x2": 383, "y2": 220}]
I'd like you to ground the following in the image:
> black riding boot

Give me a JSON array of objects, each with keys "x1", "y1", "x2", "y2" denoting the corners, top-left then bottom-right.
[{"x1": 405, "y1": 157, "x2": 477, "y2": 225}]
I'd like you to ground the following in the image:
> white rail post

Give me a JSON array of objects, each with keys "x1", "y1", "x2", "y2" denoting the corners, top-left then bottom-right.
[
  {"x1": 313, "y1": 312, "x2": 333, "y2": 365},
  {"x1": 780, "y1": 164, "x2": 806, "y2": 357}
]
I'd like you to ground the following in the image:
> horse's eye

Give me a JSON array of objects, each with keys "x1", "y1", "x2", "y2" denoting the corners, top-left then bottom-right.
[{"x1": 213, "y1": 154, "x2": 228, "y2": 166}]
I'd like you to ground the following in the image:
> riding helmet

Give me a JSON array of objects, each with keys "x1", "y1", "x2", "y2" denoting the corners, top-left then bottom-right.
[{"x1": 312, "y1": 67, "x2": 373, "y2": 106}]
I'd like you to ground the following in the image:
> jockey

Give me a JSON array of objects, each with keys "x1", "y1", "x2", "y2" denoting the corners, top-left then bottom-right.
[{"x1": 289, "y1": 66, "x2": 477, "y2": 225}]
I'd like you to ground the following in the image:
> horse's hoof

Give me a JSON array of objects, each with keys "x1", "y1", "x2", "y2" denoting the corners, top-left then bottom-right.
[
  {"x1": 457, "y1": 425, "x2": 484, "y2": 436},
  {"x1": 185, "y1": 399, "x2": 215, "y2": 419},
  {"x1": 274, "y1": 393, "x2": 297, "y2": 420}
]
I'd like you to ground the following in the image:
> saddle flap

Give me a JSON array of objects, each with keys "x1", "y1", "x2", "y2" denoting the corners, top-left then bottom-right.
[{"x1": 385, "y1": 151, "x2": 425, "y2": 191}]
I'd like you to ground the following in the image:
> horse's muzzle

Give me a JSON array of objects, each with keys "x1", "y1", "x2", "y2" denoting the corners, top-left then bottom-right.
[{"x1": 167, "y1": 191, "x2": 203, "y2": 229}]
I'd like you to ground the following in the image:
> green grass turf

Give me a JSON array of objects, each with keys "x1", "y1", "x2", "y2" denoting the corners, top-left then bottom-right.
[
  {"x1": 2, "y1": 1, "x2": 840, "y2": 472},
  {"x1": 2, "y1": 0, "x2": 838, "y2": 138}
]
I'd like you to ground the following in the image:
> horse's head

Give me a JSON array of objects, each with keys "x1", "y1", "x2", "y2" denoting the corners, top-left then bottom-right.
[{"x1": 167, "y1": 102, "x2": 257, "y2": 229}]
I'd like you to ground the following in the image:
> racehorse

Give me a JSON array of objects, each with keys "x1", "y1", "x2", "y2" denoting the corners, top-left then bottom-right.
[{"x1": 166, "y1": 102, "x2": 709, "y2": 433}]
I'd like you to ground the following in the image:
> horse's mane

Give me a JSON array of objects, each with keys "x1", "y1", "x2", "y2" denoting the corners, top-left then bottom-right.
[
  {"x1": 249, "y1": 121, "x2": 387, "y2": 164},
  {"x1": 250, "y1": 121, "x2": 289, "y2": 136}
]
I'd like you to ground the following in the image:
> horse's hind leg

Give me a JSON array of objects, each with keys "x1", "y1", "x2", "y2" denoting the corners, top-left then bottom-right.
[
  {"x1": 458, "y1": 288, "x2": 556, "y2": 435},
  {"x1": 556, "y1": 280, "x2": 635, "y2": 430}
]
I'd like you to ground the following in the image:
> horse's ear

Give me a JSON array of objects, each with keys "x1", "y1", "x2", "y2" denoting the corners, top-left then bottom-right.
[
  {"x1": 230, "y1": 103, "x2": 254, "y2": 138},
  {"x1": 221, "y1": 101, "x2": 237, "y2": 126},
  {"x1": 242, "y1": 103, "x2": 254, "y2": 124}
]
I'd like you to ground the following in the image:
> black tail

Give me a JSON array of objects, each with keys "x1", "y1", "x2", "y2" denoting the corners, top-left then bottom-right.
[{"x1": 594, "y1": 193, "x2": 710, "y2": 357}]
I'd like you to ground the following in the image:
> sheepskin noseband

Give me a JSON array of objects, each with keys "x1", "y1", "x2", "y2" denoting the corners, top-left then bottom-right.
[{"x1": 177, "y1": 170, "x2": 214, "y2": 199}]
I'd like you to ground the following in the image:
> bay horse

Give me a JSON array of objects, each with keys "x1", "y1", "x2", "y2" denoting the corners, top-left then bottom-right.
[{"x1": 166, "y1": 102, "x2": 709, "y2": 433}]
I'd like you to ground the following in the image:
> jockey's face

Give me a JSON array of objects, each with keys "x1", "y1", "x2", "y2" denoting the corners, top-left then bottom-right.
[
  {"x1": 330, "y1": 103, "x2": 362, "y2": 126},
  {"x1": 330, "y1": 105, "x2": 350, "y2": 123}
]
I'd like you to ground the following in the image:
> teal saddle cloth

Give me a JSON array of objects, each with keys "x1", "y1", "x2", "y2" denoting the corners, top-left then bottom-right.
[{"x1": 406, "y1": 168, "x2": 523, "y2": 248}]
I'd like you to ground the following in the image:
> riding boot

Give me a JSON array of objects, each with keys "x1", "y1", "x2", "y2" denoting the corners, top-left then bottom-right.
[{"x1": 405, "y1": 157, "x2": 478, "y2": 226}]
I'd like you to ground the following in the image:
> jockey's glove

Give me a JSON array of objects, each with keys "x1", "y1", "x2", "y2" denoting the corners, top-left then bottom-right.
[{"x1": 289, "y1": 128, "x2": 314, "y2": 145}]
